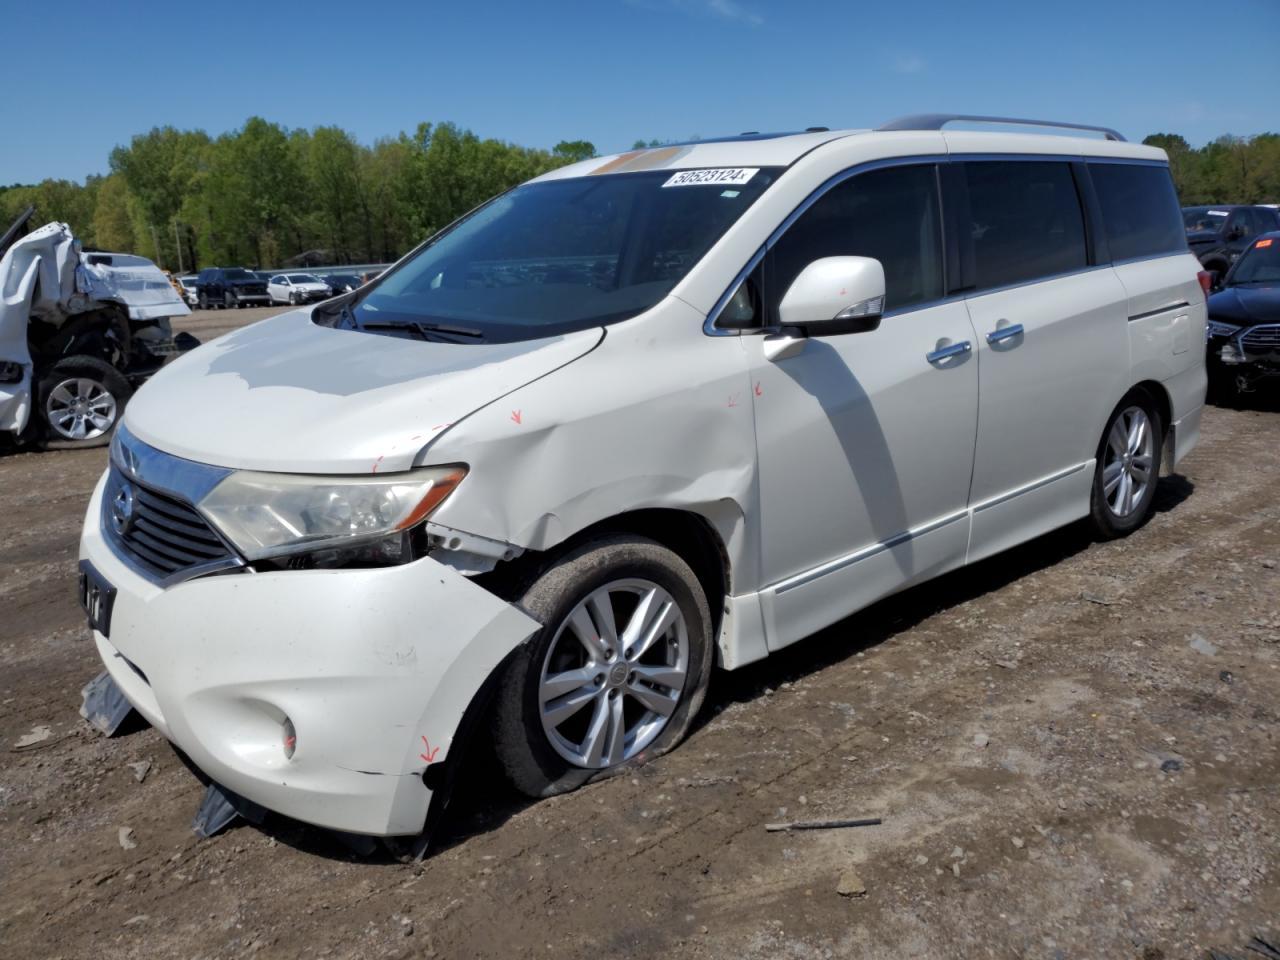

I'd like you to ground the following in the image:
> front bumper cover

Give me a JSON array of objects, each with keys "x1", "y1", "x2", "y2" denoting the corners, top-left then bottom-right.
[{"x1": 80, "y1": 471, "x2": 540, "y2": 836}]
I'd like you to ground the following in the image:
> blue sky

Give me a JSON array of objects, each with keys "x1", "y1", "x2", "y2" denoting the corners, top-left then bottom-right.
[{"x1": 4, "y1": 0, "x2": 1277, "y2": 185}]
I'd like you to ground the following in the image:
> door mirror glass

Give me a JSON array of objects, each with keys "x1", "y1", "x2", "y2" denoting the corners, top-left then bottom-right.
[{"x1": 777, "y1": 256, "x2": 885, "y2": 335}]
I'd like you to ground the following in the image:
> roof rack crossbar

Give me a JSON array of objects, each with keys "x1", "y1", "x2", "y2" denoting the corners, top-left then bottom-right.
[{"x1": 876, "y1": 114, "x2": 1126, "y2": 142}]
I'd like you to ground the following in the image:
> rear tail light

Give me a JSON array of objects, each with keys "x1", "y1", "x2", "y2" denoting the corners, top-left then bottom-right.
[{"x1": 1197, "y1": 270, "x2": 1213, "y2": 295}]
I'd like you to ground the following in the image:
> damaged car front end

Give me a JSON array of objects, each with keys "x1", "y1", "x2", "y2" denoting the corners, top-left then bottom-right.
[
  {"x1": 0, "y1": 209, "x2": 197, "y2": 447},
  {"x1": 1206, "y1": 233, "x2": 1280, "y2": 396}
]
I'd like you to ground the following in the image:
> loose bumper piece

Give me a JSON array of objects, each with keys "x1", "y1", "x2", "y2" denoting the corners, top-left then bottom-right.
[
  {"x1": 192, "y1": 781, "x2": 265, "y2": 839},
  {"x1": 79, "y1": 670, "x2": 136, "y2": 736}
]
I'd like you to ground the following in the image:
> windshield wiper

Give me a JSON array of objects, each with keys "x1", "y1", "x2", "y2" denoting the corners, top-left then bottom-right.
[{"x1": 360, "y1": 319, "x2": 487, "y2": 342}]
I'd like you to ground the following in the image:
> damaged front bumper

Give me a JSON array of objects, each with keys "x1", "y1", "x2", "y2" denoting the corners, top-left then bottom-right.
[
  {"x1": 80, "y1": 472, "x2": 540, "y2": 836},
  {"x1": 1207, "y1": 337, "x2": 1280, "y2": 391}
]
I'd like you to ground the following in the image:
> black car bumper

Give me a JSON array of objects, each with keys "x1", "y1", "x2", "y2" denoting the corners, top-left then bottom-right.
[{"x1": 1206, "y1": 338, "x2": 1280, "y2": 389}]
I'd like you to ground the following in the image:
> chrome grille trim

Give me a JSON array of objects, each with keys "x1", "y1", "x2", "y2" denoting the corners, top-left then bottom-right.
[
  {"x1": 103, "y1": 426, "x2": 245, "y2": 587},
  {"x1": 1240, "y1": 324, "x2": 1280, "y2": 352}
]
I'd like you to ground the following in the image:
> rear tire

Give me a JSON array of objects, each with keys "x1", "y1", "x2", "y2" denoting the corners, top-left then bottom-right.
[
  {"x1": 198, "y1": 291, "x2": 208, "y2": 310},
  {"x1": 493, "y1": 535, "x2": 714, "y2": 799},
  {"x1": 38, "y1": 356, "x2": 131, "y2": 449},
  {"x1": 1088, "y1": 389, "x2": 1163, "y2": 539}
]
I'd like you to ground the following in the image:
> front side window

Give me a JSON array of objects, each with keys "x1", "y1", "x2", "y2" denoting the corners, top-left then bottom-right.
[
  {"x1": 964, "y1": 161, "x2": 1087, "y2": 291},
  {"x1": 1090, "y1": 163, "x2": 1186, "y2": 262},
  {"x1": 765, "y1": 164, "x2": 943, "y2": 318},
  {"x1": 1183, "y1": 206, "x2": 1229, "y2": 232},
  {"x1": 347, "y1": 168, "x2": 780, "y2": 342},
  {"x1": 1226, "y1": 209, "x2": 1255, "y2": 241}
]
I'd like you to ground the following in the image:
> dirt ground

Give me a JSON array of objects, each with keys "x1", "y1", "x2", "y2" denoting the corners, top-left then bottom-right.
[{"x1": 1, "y1": 310, "x2": 1278, "y2": 959}]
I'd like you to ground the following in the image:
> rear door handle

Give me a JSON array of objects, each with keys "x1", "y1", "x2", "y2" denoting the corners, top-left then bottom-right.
[
  {"x1": 986, "y1": 323, "x2": 1024, "y2": 344},
  {"x1": 925, "y1": 340, "x2": 972, "y2": 363}
]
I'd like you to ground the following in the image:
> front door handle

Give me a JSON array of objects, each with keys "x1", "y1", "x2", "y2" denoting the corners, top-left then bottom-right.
[
  {"x1": 986, "y1": 323, "x2": 1025, "y2": 345},
  {"x1": 925, "y1": 340, "x2": 972, "y2": 364}
]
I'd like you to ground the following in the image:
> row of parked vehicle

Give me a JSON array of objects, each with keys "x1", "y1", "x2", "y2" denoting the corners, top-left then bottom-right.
[
  {"x1": 1185, "y1": 203, "x2": 1280, "y2": 396},
  {"x1": 173, "y1": 268, "x2": 369, "y2": 310}
]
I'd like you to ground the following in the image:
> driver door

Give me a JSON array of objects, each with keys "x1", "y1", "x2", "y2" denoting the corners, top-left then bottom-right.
[{"x1": 735, "y1": 163, "x2": 979, "y2": 650}]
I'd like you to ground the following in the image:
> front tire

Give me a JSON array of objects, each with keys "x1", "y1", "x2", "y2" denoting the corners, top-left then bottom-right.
[
  {"x1": 224, "y1": 292, "x2": 236, "y2": 310},
  {"x1": 38, "y1": 356, "x2": 131, "y2": 449},
  {"x1": 493, "y1": 535, "x2": 714, "y2": 799},
  {"x1": 1088, "y1": 389, "x2": 1163, "y2": 539}
]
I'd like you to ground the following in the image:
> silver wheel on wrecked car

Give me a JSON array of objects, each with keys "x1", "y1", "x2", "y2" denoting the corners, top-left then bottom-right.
[
  {"x1": 538, "y1": 578, "x2": 690, "y2": 768},
  {"x1": 38, "y1": 356, "x2": 132, "y2": 448}
]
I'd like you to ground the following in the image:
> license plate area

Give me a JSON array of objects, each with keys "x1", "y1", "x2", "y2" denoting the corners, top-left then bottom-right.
[{"x1": 78, "y1": 559, "x2": 116, "y2": 638}]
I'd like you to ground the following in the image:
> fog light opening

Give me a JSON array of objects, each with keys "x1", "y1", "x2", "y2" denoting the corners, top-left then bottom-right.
[{"x1": 282, "y1": 717, "x2": 297, "y2": 759}]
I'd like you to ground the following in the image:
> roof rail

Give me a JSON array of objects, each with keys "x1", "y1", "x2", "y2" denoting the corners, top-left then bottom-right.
[{"x1": 876, "y1": 114, "x2": 1126, "y2": 142}]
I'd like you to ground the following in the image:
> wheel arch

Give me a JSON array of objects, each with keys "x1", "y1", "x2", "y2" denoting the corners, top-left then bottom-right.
[
  {"x1": 477, "y1": 506, "x2": 732, "y2": 633},
  {"x1": 1132, "y1": 378, "x2": 1174, "y2": 472}
]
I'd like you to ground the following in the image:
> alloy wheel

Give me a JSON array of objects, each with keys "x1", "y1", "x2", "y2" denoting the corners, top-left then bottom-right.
[
  {"x1": 45, "y1": 377, "x2": 117, "y2": 441},
  {"x1": 1102, "y1": 405, "x2": 1154, "y2": 518},
  {"x1": 538, "y1": 578, "x2": 689, "y2": 769}
]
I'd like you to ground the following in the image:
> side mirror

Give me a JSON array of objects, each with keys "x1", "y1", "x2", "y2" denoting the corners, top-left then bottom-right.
[
  {"x1": 1226, "y1": 226, "x2": 1244, "y2": 242},
  {"x1": 777, "y1": 256, "x2": 885, "y2": 336},
  {"x1": 1209, "y1": 269, "x2": 1223, "y2": 291}
]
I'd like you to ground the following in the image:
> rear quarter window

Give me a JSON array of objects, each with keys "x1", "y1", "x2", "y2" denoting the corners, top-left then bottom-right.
[{"x1": 1090, "y1": 163, "x2": 1186, "y2": 262}]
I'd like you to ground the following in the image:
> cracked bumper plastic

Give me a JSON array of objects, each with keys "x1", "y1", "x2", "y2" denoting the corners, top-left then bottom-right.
[{"x1": 80, "y1": 472, "x2": 540, "y2": 836}]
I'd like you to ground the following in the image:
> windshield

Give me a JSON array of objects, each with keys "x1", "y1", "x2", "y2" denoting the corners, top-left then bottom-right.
[
  {"x1": 1183, "y1": 206, "x2": 1230, "y2": 232},
  {"x1": 224, "y1": 268, "x2": 253, "y2": 279},
  {"x1": 1228, "y1": 239, "x2": 1280, "y2": 285},
  {"x1": 348, "y1": 168, "x2": 780, "y2": 341},
  {"x1": 288, "y1": 274, "x2": 321, "y2": 283}
]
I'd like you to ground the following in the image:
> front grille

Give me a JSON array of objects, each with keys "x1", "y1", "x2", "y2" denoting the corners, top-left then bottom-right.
[
  {"x1": 103, "y1": 466, "x2": 237, "y2": 582},
  {"x1": 1241, "y1": 324, "x2": 1280, "y2": 353}
]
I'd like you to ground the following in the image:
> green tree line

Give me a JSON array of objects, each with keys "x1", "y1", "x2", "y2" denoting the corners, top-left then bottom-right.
[
  {"x1": 0, "y1": 118, "x2": 595, "y2": 271},
  {"x1": 3, "y1": 121, "x2": 1277, "y2": 272},
  {"x1": 1141, "y1": 133, "x2": 1280, "y2": 204}
]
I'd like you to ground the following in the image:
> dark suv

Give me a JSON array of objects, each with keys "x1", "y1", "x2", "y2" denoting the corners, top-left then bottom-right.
[
  {"x1": 1182, "y1": 205, "x2": 1280, "y2": 284},
  {"x1": 193, "y1": 267, "x2": 271, "y2": 309},
  {"x1": 1205, "y1": 231, "x2": 1280, "y2": 397}
]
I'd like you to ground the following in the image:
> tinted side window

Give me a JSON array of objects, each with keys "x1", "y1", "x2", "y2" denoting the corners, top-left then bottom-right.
[
  {"x1": 1226, "y1": 208, "x2": 1254, "y2": 241},
  {"x1": 767, "y1": 164, "x2": 943, "y2": 316},
  {"x1": 1090, "y1": 163, "x2": 1186, "y2": 261},
  {"x1": 964, "y1": 161, "x2": 1087, "y2": 290}
]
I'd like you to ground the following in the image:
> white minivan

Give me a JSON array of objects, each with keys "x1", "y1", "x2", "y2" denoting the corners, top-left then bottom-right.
[{"x1": 78, "y1": 115, "x2": 1207, "y2": 839}]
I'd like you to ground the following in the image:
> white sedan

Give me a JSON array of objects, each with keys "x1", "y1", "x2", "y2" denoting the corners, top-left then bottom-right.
[{"x1": 267, "y1": 274, "x2": 333, "y2": 305}]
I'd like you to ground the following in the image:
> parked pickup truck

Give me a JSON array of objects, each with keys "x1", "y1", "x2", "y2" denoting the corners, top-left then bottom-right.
[
  {"x1": 192, "y1": 267, "x2": 271, "y2": 309},
  {"x1": 1183, "y1": 205, "x2": 1280, "y2": 285}
]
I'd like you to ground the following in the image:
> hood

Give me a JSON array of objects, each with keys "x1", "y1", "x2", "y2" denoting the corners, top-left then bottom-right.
[
  {"x1": 1207, "y1": 285, "x2": 1280, "y2": 327},
  {"x1": 124, "y1": 309, "x2": 603, "y2": 473},
  {"x1": 80, "y1": 257, "x2": 192, "y2": 321}
]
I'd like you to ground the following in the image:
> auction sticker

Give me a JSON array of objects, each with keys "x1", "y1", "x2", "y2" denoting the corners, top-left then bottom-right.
[{"x1": 662, "y1": 168, "x2": 758, "y2": 188}]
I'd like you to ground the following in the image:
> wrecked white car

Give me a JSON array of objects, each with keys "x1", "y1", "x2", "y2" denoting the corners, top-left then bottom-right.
[
  {"x1": 77, "y1": 117, "x2": 1204, "y2": 846},
  {"x1": 0, "y1": 210, "x2": 195, "y2": 447}
]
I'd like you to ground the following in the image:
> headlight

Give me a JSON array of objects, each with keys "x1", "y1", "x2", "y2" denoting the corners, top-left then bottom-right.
[
  {"x1": 1206, "y1": 319, "x2": 1242, "y2": 340},
  {"x1": 198, "y1": 465, "x2": 466, "y2": 561}
]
